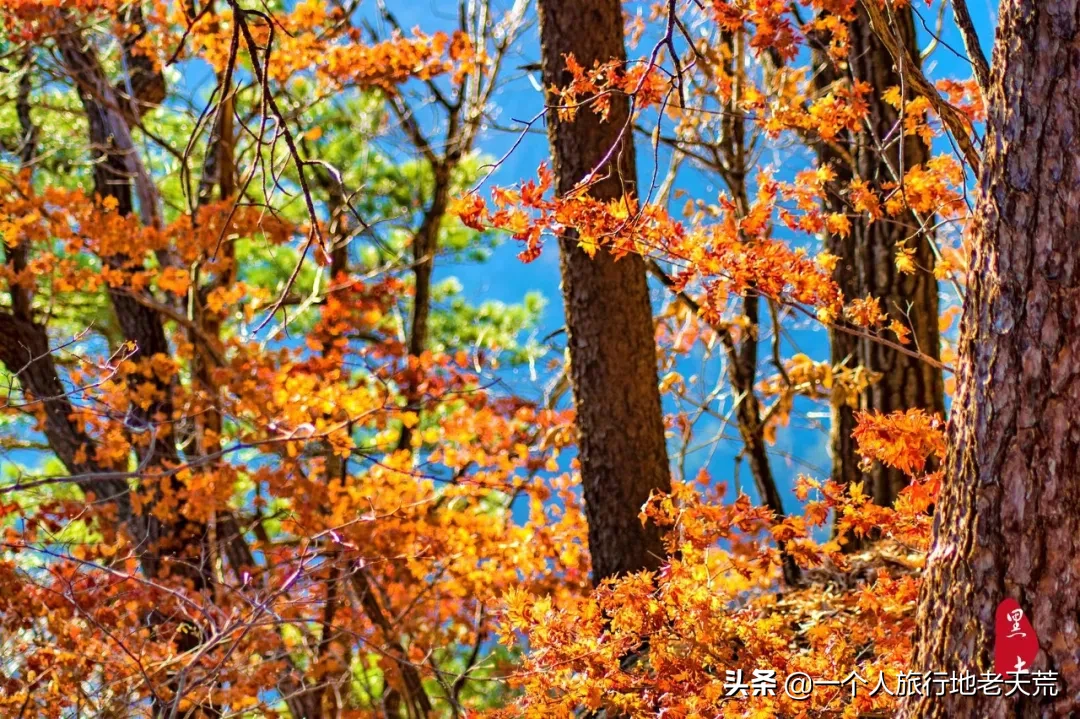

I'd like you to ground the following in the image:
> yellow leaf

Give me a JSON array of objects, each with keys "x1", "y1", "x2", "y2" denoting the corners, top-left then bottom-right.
[
  {"x1": 817, "y1": 306, "x2": 838, "y2": 325},
  {"x1": 826, "y1": 213, "x2": 851, "y2": 238},
  {"x1": 659, "y1": 371, "x2": 683, "y2": 393},
  {"x1": 882, "y1": 86, "x2": 903, "y2": 109},
  {"x1": 578, "y1": 233, "x2": 598, "y2": 258},
  {"x1": 895, "y1": 244, "x2": 917, "y2": 274},
  {"x1": 816, "y1": 251, "x2": 839, "y2": 273}
]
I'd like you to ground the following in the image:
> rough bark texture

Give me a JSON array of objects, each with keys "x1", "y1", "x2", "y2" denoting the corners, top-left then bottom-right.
[
  {"x1": 815, "y1": 5, "x2": 944, "y2": 515},
  {"x1": 907, "y1": 2, "x2": 1080, "y2": 716},
  {"x1": 537, "y1": 0, "x2": 673, "y2": 582}
]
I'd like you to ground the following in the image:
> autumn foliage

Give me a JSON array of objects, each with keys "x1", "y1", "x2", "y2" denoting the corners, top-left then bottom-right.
[{"x1": 0, "y1": 0, "x2": 985, "y2": 717}]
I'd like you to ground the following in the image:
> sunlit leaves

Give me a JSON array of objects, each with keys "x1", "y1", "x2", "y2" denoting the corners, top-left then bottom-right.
[{"x1": 455, "y1": 166, "x2": 844, "y2": 315}]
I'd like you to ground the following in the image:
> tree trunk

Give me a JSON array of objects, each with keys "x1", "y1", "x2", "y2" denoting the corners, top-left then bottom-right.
[
  {"x1": 816, "y1": 5, "x2": 944, "y2": 517},
  {"x1": 58, "y1": 25, "x2": 219, "y2": 717},
  {"x1": 536, "y1": 0, "x2": 673, "y2": 582},
  {"x1": 907, "y1": 2, "x2": 1080, "y2": 716},
  {"x1": 58, "y1": 27, "x2": 209, "y2": 593}
]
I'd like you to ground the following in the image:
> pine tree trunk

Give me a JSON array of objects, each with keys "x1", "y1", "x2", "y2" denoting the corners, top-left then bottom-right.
[
  {"x1": 907, "y1": 2, "x2": 1080, "y2": 716},
  {"x1": 536, "y1": 0, "x2": 673, "y2": 582},
  {"x1": 817, "y1": 5, "x2": 944, "y2": 517}
]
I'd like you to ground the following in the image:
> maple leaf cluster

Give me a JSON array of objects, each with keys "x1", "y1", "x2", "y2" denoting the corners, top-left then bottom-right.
[
  {"x1": 179, "y1": 1, "x2": 489, "y2": 91},
  {"x1": 454, "y1": 165, "x2": 844, "y2": 316},
  {"x1": 498, "y1": 407, "x2": 945, "y2": 718}
]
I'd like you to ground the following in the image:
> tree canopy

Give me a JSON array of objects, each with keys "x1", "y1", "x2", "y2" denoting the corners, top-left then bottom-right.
[{"x1": 1, "y1": 1, "x2": 1067, "y2": 718}]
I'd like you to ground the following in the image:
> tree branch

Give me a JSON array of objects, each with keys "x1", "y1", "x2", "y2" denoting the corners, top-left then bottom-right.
[
  {"x1": 859, "y1": 0, "x2": 982, "y2": 173},
  {"x1": 950, "y1": 0, "x2": 990, "y2": 97}
]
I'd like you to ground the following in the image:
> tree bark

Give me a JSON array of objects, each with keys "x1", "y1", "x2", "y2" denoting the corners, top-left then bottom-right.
[
  {"x1": 536, "y1": 0, "x2": 673, "y2": 582},
  {"x1": 815, "y1": 5, "x2": 944, "y2": 519},
  {"x1": 907, "y1": 2, "x2": 1080, "y2": 716}
]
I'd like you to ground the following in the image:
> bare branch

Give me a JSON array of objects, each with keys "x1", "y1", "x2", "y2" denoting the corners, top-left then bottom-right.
[{"x1": 951, "y1": 0, "x2": 990, "y2": 97}]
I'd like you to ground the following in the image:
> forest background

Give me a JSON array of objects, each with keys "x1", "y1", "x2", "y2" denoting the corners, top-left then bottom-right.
[{"x1": 0, "y1": 0, "x2": 1050, "y2": 718}]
